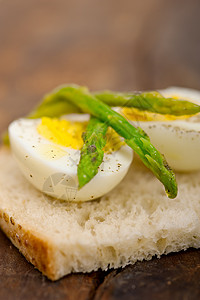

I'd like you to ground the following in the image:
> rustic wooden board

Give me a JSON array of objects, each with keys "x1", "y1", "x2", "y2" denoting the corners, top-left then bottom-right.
[
  {"x1": 0, "y1": 230, "x2": 105, "y2": 300},
  {"x1": 94, "y1": 250, "x2": 200, "y2": 300},
  {"x1": 1, "y1": 0, "x2": 200, "y2": 299}
]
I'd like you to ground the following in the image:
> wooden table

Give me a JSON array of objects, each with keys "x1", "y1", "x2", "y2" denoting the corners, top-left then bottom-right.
[{"x1": 0, "y1": 0, "x2": 200, "y2": 299}]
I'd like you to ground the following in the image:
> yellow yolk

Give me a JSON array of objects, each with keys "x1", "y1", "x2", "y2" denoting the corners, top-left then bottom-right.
[
  {"x1": 37, "y1": 117, "x2": 87, "y2": 149},
  {"x1": 122, "y1": 107, "x2": 193, "y2": 122},
  {"x1": 104, "y1": 127, "x2": 125, "y2": 153},
  {"x1": 37, "y1": 117, "x2": 124, "y2": 152},
  {"x1": 122, "y1": 95, "x2": 193, "y2": 122}
]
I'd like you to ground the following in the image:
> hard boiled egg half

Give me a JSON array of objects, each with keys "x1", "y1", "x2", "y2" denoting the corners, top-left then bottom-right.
[
  {"x1": 8, "y1": 114, "x2": 133, "y2": 202},
  {"x1": 122, "y1": 87, "x2": 200, "y2": 172}
]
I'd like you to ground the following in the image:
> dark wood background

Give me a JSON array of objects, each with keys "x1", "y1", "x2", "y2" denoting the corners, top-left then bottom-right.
[{"x1": 0, "y1": 0, "x2": 200, "y2": 299}]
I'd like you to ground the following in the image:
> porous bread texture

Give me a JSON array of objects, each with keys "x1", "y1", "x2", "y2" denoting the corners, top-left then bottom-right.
[{"x1": 0, "y1": 147, "x2": 200, "y2": 280}]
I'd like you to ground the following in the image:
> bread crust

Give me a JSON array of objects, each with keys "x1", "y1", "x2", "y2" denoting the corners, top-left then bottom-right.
[{"x1": 0, "y1": 209, "x2": 58, "y2": 280}]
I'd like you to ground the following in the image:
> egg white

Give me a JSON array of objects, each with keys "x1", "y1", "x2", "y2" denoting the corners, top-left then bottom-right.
[
  {"x1": 8, "y1": 115, "x2": 133, "y2": 202},
  {"x1": 126, "y1": 87, "x2": 200, "y2": 171}
]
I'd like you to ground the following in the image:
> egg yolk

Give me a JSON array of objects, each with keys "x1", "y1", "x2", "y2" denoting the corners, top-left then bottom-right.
[
  {"x1": 37, "y1": 117, "x2": 87, "y2": 149},
  {"x1": 104, "y1": 127, "x2": 125, "y2": 153},
  {"x1": 122, "y1": 95, "x2": 193, "y2": 122},
  {"x1": 122, "y1": 107, "x2": 186, "y2": 121},
  {"x1": 37, "y1": 117, "x2": 124, "y2": 152}
]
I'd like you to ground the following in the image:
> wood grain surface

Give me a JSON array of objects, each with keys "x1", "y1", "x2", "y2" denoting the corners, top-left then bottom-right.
[{"x1": 0, "y1": 0, "x2": 200, "y2": 299}]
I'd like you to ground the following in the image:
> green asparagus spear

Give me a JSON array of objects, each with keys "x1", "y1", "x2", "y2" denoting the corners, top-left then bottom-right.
[
  {"x1": 54, "y1": 85, "x2": 177, "y2": 198},
  {"x1": 29, "y1": 86, "x2": 200, "y2": 119},
  {"x1": 29, "y1": 89, "x2": 81, "y2": 118},
  {"x1": 95, "y1": 91, "x2": 200, "y2": 116},
  {"x1": 78, "y1": 116, "x2": 108, "y2": 188}
]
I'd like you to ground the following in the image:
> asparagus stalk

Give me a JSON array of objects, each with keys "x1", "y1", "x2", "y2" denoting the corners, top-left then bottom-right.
[
  {"x1": 29, "y1": 90, "x2": 81, "y2": 118},
  {"x1": 95, "y1": 91, "x2": 200, "y2": 116},
  {"x1": 55, "y1": 85, "x2": 177, "y2": 198},
  {"x1": 4, "y1": 87, "x2": 200, "y2": 149},
  {"x1": 78, "y1": 116, "x2": 108, "y2": 188},
  {"x1": 29, "y1": 86, "x2": 200, "y2": 119}
]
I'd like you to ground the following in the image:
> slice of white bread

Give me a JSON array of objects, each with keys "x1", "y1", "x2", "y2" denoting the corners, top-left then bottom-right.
[{"x1": 0, "y1": 147, "x2": 200, "y2": 280}]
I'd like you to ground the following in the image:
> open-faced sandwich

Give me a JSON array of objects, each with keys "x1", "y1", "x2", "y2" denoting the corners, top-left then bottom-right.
[{"x1": 0, "y1": 85, "x2": 200, "y2": 280}]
